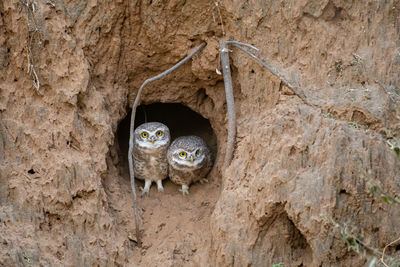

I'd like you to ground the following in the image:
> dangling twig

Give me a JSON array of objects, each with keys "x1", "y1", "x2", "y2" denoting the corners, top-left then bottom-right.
[
  {"x1": 230, "y1": 42, "x2": 308, "y2": 102},
  {"x1": 128, "y1": 42, "x2": 206, "y2": 247},
  {"x1": 215, "y1": 1, "x2": 225, "y2": 36},
  {"x1": 219, "y1": 40, "x2": 263, "y2": 167},
  {"x1": 227, "y1": 40, "x2": 258, "y2": 50},
  {"x1": 380, "y1": 236, "x2": 400, "y2": 267},
  {"x1": 220, "y1": 40, "x2": 236, "y2": 167},
  {"x1": 220, "y1": 40, "x2": 314, "y2": 167}
]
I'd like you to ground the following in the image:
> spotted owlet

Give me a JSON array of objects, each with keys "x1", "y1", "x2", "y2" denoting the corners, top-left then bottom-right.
[
  {"x1": 133, "y1": 122, "x2": 171, "y2": 197},
  {"x1": 167, "y1": 135, "x2": 213, "y2": 195}
]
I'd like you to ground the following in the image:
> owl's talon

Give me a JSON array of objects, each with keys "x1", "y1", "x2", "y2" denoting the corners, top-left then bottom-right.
[
  {"x1": 179, "y1": 185, "x2": 190, "y2": 196},
  {"x1": 156, "y1": 180, "x2": 164, "y2": 192},
  {"x1": 179, "y1": 188, "x2": 189, "y2": 195},
  {"x1": 140, "y1": 187, "x2": 150, "y2": 197},
  {"x1": 200, "y1": 178, "x2": 209, "y2": 184},
  {"x1": 140, "y1": 180, "x2": 152, "y2": 197}
]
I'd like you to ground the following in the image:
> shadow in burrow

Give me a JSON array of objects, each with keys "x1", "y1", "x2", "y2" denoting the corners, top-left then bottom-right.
[{"x1": 115, "y1": 102, "x2": 219, "y2": 193}]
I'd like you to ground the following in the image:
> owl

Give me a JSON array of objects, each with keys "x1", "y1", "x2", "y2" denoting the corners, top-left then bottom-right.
[
  {"x1": 167, "y1": 136, "x2": 213, "y2": 195},
  {"x1": 133, "y1": 122, "x2": 171, "y2": 197}
]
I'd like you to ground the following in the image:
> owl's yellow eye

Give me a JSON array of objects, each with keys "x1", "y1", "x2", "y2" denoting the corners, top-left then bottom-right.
[
  {"x1": 156, "y1": 130, "x2": 163, "y2": 137},
  {"x1": 141, "y1": 132, "x2": 148, "y2": 138},
  {"x1": 179, "y1": 151, "x2": 187, "y2": 158}
]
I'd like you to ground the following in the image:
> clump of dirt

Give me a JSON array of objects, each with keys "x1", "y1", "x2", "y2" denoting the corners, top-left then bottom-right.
[{"x1": 0, "y1": 0, "x2": 399, "y2": 266}]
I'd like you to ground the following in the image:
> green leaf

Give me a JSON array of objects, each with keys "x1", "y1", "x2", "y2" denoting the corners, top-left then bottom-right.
[
  {"x1": 380, "y1": 194, "x2": 395, "y2": 204},
  {"x1": 393, "y1": 146, "x2": 400, "y2": 156}
]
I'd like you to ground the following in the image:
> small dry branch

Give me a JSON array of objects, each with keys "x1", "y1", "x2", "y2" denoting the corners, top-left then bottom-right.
[
  {"x1": 128, "y1": 42, "x2": 206, "y2": 247},
  {"x1": 230, "y1": 41, "x2": 308, "y2": 102},
  {"x1": 214, "y1": 1, "x2": 225, "y2": 36},
  {"x1": 27, "y1": 53, "x2": 40, "y2": 90},
  {"x1": 381, "y1": 236, "x2": 400, "y2": 267},
  {"x1": 220, "y1": 40, "x2": 311, "y2": 167},
  {"x1": 220, "y1": 40, "x2": 236, "y2": 167},
  {"x1": 20, "y1": 0, "x2": 42, "y2": 93},
  {"x1": 331, "y1": 218, "x2": 400, "y2": 267}
]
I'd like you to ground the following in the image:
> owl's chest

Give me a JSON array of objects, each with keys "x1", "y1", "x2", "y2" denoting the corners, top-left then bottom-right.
[
  {"x1": 133, "y1": 149, "x2": 168, "y2": 180},
  {"x1": 169, "y1": 166, "x2": 203, "y2": 184},
  {"x1": 146, "y1": 154, "x2": 161, "y2": 169}
]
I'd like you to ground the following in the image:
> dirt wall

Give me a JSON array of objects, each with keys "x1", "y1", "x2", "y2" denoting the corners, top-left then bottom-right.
[{"x1": 0, "y1": 0, "x2": 399, "y2": 266}]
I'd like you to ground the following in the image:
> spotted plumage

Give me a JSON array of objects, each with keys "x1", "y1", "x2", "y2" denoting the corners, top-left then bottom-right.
[
  {"x1": 167, "y1": 135, "x2": 213, "y2": 195},
  {"x1": 133, "y1": 122, "x2": 170, "y2": 197}
]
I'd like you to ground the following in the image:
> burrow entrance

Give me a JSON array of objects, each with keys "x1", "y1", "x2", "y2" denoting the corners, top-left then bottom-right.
[{"x1": 116, "y1": 103, "x2": 218, "y2": 179}]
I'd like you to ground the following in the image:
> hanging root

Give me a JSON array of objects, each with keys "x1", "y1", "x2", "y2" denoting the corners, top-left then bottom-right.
[
  {"x1": 380, "y1": 236, "x2": 400, "y2": 267},
  {"x1": 229, "y1": 41, "x2": 308, "y2": 102},
  {"x1": 220, "y1": 40, "x2": 260, "y2": 167},
  {"x1": 220, "y1": 40, "x2": 236, "y2": 167},
  {"x1": 128, "y1": 42, "x2": 206, "y2": 247},
  {"x1": 21, "y1": 0, "x2": 43, "y2": 93},
  {"x1": 221, "y1": 40, "x2": 312, "y2": 167},
  {"x1": 214, "y1": 1, "x2": 225, "y2": 36}
]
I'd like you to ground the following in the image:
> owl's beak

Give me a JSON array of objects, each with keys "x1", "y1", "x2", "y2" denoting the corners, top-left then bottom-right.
[
  {"x1": 189, "y1": 155, "x2": 194, "y2": 162},
  {"x1": 151, "y1": 137, "x2": 155, "y2": 144}
]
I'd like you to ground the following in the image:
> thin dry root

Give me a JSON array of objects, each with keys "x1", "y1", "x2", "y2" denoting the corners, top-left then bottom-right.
[
  {"x1": 231, "y1": 42, "x2": 308, "y2": 103},
  {"x1": 220, "y1": 40, "x2": 236, "y2": 168}
]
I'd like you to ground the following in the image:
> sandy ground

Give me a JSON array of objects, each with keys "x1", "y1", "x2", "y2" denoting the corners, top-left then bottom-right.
[{"x1": 1, "y1": 0, "x2": 399, "y2": 266}]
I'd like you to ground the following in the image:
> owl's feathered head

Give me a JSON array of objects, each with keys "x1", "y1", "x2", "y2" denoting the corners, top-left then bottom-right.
[
  {"x1": 134, "y1": 122, "x2": 170, "y2": 150},
  {"x1": 167, "y1": 136, "x2": 210, "y2": 170}
]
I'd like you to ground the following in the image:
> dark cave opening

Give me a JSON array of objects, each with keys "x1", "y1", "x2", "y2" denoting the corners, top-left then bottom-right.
[{"x1": 116, "y1": 103, "x2": 218, "y2": 178}]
